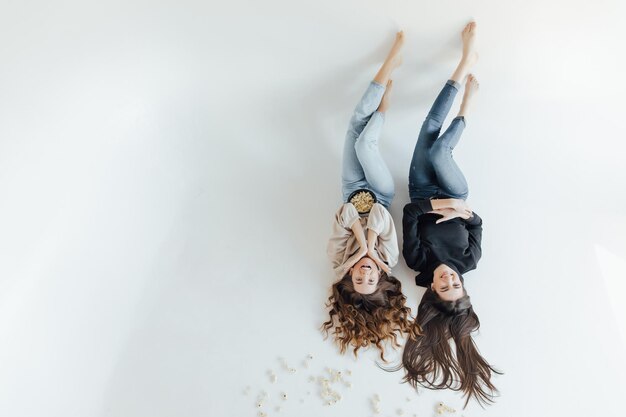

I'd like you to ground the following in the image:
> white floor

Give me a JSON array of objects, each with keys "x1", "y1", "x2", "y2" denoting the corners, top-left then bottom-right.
[{"x1": 1, "y1": 0, "x2": 626, "y2": 416}]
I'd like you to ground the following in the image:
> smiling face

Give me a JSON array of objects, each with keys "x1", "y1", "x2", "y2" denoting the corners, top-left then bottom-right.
[
  {"x1": 431, "y1": 263, "x2": 464, "y2": 301},
  {"x1": 350, "y1": 257, "x2": 381, "y2": 294}
]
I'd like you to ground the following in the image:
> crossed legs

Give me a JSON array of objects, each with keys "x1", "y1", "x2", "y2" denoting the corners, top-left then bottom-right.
[
  {"x1": 409, "y1": 22, "x2": 480, "y2": 201},
  {"x1": 342, "y1": 31, "x2": 404, "y2": 209}
]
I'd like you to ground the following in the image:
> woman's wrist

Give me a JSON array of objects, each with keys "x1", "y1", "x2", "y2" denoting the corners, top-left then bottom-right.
[
  {"x1": 367, "y1": 229, "x2": 378, "y2": 249},
  {"x1": 431, "y1": 198, "x2": 452, "y2": 210}
]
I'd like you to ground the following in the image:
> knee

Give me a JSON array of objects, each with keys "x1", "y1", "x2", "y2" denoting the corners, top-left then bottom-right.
[
  {"x1": 442, "y1": 184, "x2": 468, "y2": 200},
  {"x1": 423, "y1": 114, "x2": 444, "y2": 130},
  {"x1": 428, "y1": 141, "x2": 449, "y2": 161},
  {"x1": 384, "y1": 186, "x2": 396, "y2": 199},
  {"x1": 348, "y1": 116, "x2": 366, "y2": 133},
  {"x1": 378, "y1": 189, "x2": 395, "y2": 206},
  {"x1": 354, "y1": 137, "x2": 375, "y2": 154},
  {"x1": 419, "y1": 118, "x2": 444, "y2": 141},
  {"x1": 372, "y1": 176, "x2": 395, "y2": 202}
]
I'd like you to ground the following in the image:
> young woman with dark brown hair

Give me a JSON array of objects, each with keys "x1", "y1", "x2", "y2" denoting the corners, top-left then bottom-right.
[
  {"x1": 322, "y1": 31, "x2": 418, "y2": 361},
  {"x1": 400, "y1": 22, "x2": 501, "y2": 407}
]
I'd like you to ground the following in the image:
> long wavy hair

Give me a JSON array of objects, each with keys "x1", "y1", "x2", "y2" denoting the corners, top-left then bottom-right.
[
  {"x1": 400, "y1": 288, "x2": 502, "y2": 407},
  {"x1": 321, "y1": 272, "x2": 419, "y2": 361}
]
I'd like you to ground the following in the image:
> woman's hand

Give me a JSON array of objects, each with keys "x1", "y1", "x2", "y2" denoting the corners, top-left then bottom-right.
[
  {"x1": 431, "y1": 198, "x2": 473, "y2": 217},
  {"x1": 452, "y1": 199, "x2": 471, "y2": 214},
  {"x1": 367, "y1": 248, "x2": 391, "y2": 274},
  {"x1": 346, "y1": 245, "x2": 369, "y2": 270},
  {"x1": 429, "y1": 207, "x2": 472, "y2": 224}
]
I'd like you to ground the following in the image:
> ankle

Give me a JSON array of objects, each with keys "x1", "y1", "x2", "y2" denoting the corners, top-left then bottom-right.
[
  {"x1": 460, "y1": 54, "x2": 472, "y2": 64},
  {"x1": 457, "y1": 106, "x2": 470, "y2": 117}
]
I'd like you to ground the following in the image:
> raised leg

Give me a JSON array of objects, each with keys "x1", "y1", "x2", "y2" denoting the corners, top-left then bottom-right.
[
  {"x1": 422, "y1": 21, "x2": 478, "y2": 135},
  {"x1": 408, "y1": 21, "x2": 479, "y2": 201},
  {"x1": 342, "y1": 32, "x2": 404, "y2": 205},
  {"x1": 354, "y1": 81, "x2": 395, "y2": 207},
  {"x1": 342, "y1": 81, "x2": 386, "y2": 197},
  {"x1": 373, "y1": 31, "x2": 404, "y2": 86},
  {"x1": 421, "y1": 80, "x2": 461, "y2": 138},
  {"x1": 429, "y1": 117, "x2": 469, "y2": 199},
  {"x1": 347, "y1": 31, "x2": 404, "y2": 138},
  {"x1": 408, "y1": 80, "x2": 460, "y2": 201},
  {"x1": 450, "y1": 21, "x2": 478, "y2": 85},
  {"x1": 458, "y1": 74, "x2": 479, "y2": 118},
  {"x1": 429, "y1": 74, "x2": 480, "y2": 199}
]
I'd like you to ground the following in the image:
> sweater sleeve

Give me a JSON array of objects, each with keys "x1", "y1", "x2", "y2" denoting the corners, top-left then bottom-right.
[
  {"x1": 367, "y1": 203, "x2": 399, "y2": 267},
  {"x1": 327, "y1": 203, "x2": 360, "y2": 270},
  {"x1": 402, "y1": 202, "x2": 428, "y2": 271},
  {"x1": 464, "y1": 212, "x2": 483, "y2": 267}
]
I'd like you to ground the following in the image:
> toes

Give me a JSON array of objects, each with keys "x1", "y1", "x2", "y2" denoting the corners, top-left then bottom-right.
[
  {"x1": 464, "y1": 21, "x2": 476, "y2": 34},
  {"x1": 466, "y1": 74, "x2": 479, "y2": 88}
]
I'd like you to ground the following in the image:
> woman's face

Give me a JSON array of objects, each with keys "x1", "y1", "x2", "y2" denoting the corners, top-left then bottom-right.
[
  {"x1": 350, "y1": 256, "x2": 380, "y2": 294},
  {"x1": 431, "y1": 263, "x2": 464, "y2": 301}
]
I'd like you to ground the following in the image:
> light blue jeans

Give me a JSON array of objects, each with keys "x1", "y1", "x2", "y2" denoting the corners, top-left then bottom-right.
[
  {"x1": 341, "y1": 81, "x2": 395, "y2": 208},
  {"x1": 408, "y1": 80, "x2": 469, "y2": 201}
]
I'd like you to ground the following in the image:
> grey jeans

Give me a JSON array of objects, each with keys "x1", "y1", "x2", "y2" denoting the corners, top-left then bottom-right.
[{"x1": 341, "y1": 81, "x2": 395, "y2": 208}]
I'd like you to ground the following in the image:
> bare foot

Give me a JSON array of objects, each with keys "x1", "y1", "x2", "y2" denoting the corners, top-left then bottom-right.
[
  {"x1": 458, "y1": 74, "x2": 479, "y2": 117},
  {"x1": 450, "y1": 22, "x2": 479, "y2": 84},
  {"x1": 374, "y1": 31, "x2": 404, "y2": 85},
  {"x1": 464, "y1": 73, "x2": 480, "y2": 97},
  {"x1": 378, "y1": 80, "x2": 393, "y2": 112},
  {"x1": 461, "y1": 22, "x2": 479, "y2": 67},
  {"x1": 387, "y1": 31, "x2": 405, "y2": 69}
]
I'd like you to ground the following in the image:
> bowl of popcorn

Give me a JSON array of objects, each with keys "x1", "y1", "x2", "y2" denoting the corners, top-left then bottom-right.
[{"x1": 348, "y1": 189, "x2": 377, "y2": 214}]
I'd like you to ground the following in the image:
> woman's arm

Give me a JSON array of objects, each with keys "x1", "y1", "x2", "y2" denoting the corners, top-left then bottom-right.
[
  {"x1": 343, "y1": 213, "x2": 367, "y2": 271},
  {"x1": 366, "y1": 228, "x2": 391, "y2": 273},
  {"x1": 365, "y1": 204, "x2": 397, "y2": 272},
  {"x1": 431, "y1": 198, "x2": 472, "y2": 215},
  {"x1": 402, "y1": 203, "x2": 426, "y2": 270},
  {"x1": 339, "y1": 218, "x2": 368, "y2": 270},
  {"x1": 429, "y1": 207, "x2": 472, "y2": 223},
  {"x1": 351, "y1": 216, "x2": 368, "y2": 253},
  {"x1": 343, "y1": 245, "x2": 368, "y2": 271},
  {"x1": 327, "y1": 204, "x2": 362, "y2": 268},
  {"x1": 464, "y1": 212, "x2": 483, "y2": 266}
]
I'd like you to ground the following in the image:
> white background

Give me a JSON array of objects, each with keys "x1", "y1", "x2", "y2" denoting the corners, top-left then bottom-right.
[{"x1": 1, "y1": 0, "x2": 625, "y2": 416}]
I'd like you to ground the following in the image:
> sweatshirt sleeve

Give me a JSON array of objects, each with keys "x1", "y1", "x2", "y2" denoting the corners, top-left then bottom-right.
[
  {"x1": 367, "y1": 203, "x2": 399, "y2": 267},
  {"x1": 402, "y1": 202, "x2": 428, "y2": 271},
  {"x1": 327, "y1": 203, "x2": 360, "y2": 270},
  {"x1": 464, "y1": 212, "x2": 483, "y2": 267}
]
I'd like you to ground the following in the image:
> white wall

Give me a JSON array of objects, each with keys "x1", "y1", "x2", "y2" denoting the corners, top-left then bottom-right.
[{"x1": 1, "y1": 0, "x2": 625, "y2": 416}]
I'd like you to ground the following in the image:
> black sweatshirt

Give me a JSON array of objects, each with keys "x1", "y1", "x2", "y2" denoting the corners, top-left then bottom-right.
[{"x1": 402, "y1": 200, "x2": 483, "y2": 287}]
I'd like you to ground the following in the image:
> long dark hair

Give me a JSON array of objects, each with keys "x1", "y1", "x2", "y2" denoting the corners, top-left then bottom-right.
[
  {"x1": 321, "y1": 272, "x2": 419, "y2": 361},
  {"x1": 401, "y1": 288, "x2": 501, "y2": 407}
]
